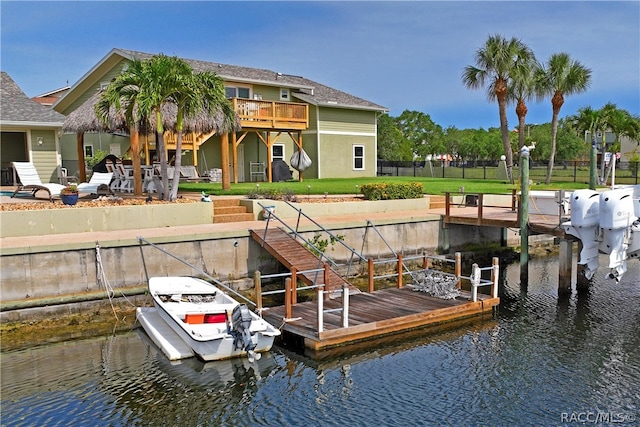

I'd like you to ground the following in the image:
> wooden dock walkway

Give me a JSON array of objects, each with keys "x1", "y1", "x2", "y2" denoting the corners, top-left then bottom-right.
[
  {"x1": 249, "y1": 227, "x2": 358, "y2": 294},
  {"x1": 261, "y1": 286, "x2": 499, "y2": 352}
]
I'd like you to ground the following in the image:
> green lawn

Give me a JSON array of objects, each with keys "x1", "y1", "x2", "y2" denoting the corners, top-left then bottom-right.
[{"x1": 180, "y1": 176, "x2": 594, "y2": 197}]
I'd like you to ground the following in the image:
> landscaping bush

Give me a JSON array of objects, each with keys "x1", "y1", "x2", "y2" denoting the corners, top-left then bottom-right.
[{"x1": 360, "y1": 182, "x2": 423, "y2": 200}]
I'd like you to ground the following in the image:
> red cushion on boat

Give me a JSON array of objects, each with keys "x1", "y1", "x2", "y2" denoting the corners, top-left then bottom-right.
[{"x1": 204, "y1": 313, "x2": 227, "y2": 323}]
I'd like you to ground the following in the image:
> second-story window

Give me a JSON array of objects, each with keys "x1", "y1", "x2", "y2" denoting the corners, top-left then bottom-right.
[
  {"x1": 280, "y1": 88, "x2": 290, "y2": 101},
  {"x1": 225, "y1": 86, "x2": 251, "y2": 99}
]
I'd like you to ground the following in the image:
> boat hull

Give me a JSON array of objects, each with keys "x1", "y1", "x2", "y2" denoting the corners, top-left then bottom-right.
[{"x1": 139, "y1": 276, "x2": 280, "y2": 361}]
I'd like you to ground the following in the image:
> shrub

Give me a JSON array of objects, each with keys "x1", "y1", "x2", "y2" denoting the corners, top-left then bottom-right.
[
  {"x1": 360, "y1": 182, "x2": 423, "y2": 201},
  {"x1": 246, "y1": 187, "x2": 298, "y2": 202}
]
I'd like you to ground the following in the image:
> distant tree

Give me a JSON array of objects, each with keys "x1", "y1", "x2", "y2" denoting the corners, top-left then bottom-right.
[
  {"x1": 535, "y1": 52, "x2": 592, "y2": 184},
  {"x1": 377, "y1": 113, "x2": 413, "y2": 161},
  {"x1": 394, "y1": 110, "x2": 444, "y2": 160},
  {"x1": 462, "y1": 34, "x2": 535, "y2": 183}
]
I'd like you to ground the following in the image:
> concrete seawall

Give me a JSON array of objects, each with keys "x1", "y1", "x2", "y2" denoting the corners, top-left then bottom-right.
[{"x1": 0, "y1": 196, "x2": 517, "y2": 321}]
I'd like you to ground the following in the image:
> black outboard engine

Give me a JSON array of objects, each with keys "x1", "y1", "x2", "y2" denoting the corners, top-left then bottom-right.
[{"x1": 231, "y1": 304, "x2": 260, "y2": 361}]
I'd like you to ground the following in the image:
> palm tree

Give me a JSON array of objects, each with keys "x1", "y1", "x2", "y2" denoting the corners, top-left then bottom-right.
[
  {"x1": 98, "y1": 55, "x2": 238, "y2": 201},
  {"x1": 509, "y1": 58, "x2": 539, "y2": 151},
  {"x1": 599, "y1": 103, "x2": 640, "y2": 184},
  {"x1": 95, "y1": 58, "x2": 148, "y2": 195},
  {"x1": 535, "y1": 53, "x2": 591, "y2": 184},
  {"x1": 167, "y1": 68, "x2": 236, "y2": 200},
  {"x1": 462, "y1": 34, "x2": 535, "y2": 184}
]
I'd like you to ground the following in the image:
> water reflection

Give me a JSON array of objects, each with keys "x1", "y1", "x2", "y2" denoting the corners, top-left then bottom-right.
[{"x1": 1, "y1": 255, "x2": 639, "y2": 426}]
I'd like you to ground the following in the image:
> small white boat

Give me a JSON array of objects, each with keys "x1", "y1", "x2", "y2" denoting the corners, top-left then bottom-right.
[{"x1": 139, "y1": 276, "x2": 280, "y2": 362}]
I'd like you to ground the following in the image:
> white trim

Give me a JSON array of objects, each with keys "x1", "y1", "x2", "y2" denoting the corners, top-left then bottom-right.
[
  {"x1": 318, "y1": 130, "x2": 377, "y2": 137},
  {"x1": 0, "y1": 121, "x2": 64, "y2": 128},
  {"x1": 272, "y1": 143, "x2": 285, "y2": 161},
  {"x1": 353, "y1": 144, "x2": 365, "y2": 171},
  {"x1": 315, "y1": 105, "x2": 321, "y2": 178}
]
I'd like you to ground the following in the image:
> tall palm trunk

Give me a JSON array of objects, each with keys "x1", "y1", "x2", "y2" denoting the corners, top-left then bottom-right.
[
  {"x1": 546, "y1": 91, "x2": 564, "y2": 184},
  {"x1": 170, "y1": 111, "x2": 184, "y2": 201},
  {"x1": 516, "y1": 99, "x2": 528, "y2": 150},
  {"x1": 496, "y1": 79, "x2": 514, "y2": 183},
  {"x1": 155, "y1": 109, "x2": 170, "y2": 201}
]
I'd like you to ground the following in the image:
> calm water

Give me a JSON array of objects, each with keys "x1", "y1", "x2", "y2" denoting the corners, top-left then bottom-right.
[{"x1": 2, "y1": 256, "x2": 639, "y2": 426}]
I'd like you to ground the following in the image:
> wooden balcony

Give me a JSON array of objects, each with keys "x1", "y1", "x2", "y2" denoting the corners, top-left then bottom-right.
[{"x1": 232, "y1": 98, "x2": 309, "y2": 130}]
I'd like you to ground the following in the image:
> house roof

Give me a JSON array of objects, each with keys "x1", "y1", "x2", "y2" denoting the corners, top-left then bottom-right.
[
  {"x1": 55, "y1": 48, "x2": 388, "y2": 113},
  {"x1": 1, "y1": 71, "x2": 66, "y2": 126}
]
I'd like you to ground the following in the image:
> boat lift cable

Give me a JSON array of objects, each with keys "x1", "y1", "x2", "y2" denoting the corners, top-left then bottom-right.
[
  {"x1": 95, "y1": 242, "x2": 136, "y2": 320},
  {"x1": 137, "y1": 237, "x2": 257, "y2": 308},
  {"x1": 365, "y1": 220, "x2": 418, "y2": 282}
]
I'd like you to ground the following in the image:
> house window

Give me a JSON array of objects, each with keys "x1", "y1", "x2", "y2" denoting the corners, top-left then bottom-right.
[
  {"x1": 280, "y1": 88, "x2": 290, "y2": 101},
  {"x1": 225, "y1": 86, "x2": 251, "y2": 99},
  {"x1": 353, "y1": 145, "x2": 365, "y2": 170},
  {"x1": 84, "y1": 144, "x2": 94, "y2": 158},
  {"x1": 272, "y1": 144, "x2": 285, "y2": 162}
]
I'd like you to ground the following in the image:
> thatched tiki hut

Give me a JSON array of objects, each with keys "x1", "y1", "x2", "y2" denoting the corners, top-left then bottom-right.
[{"x1": 62, "y1": 91, "x2": 239, "y2": 194}]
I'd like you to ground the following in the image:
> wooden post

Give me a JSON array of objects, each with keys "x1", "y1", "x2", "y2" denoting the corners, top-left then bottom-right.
[
  {"x1": 221, "y1": 132, "x2": 230, "y2": 190},
  {"x1": 397, "y1": 253, "x2": 403, "y2": 288},
  {"x1": 291, "y1": 267, "x2": 297, "y2": 304},
  {"x1": 254, "y1": 270, "x2": 262, "y2": 313},
  {"x1": 342, "y1": 282, "x2": 349, "y2": 328},
  {"x1": 491, "y1": 257, "x2": 499, "y2": 298},
  {"x1": 76, "y1": 133, "x2": 86, "y2": 183},
  {"x1": 232, "y1": 132, "x2": 238, "y2": 184},
  {"x1": 455, "y1": 251, "x2": 462, "y2": 289},
  {"x1": 477, "y1": 193, "x2": 484, "y2": 224},
  {"x1": 284, "y1": 277, "x2": 292, "y2": 319},
  {"x1": 576, "y1": 240, "x2": 590, "y2": 292},
  {"x1": 558, "y1": 239, "x2": 573, "y2": 296},
  {"x1": 368, "y1": 258, "x2": 374, "y2": 292},
  {"x1": 520, "y1": 147, "x2": 530, "y2": 285},
  {"x1": 324, "y1": 264, "x2": 330, "y2": 299}
]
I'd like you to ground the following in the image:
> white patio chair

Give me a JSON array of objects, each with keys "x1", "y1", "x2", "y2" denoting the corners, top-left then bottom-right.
[
  {"x1": 106, "y1": 163, "x2": 121, "y2": 191},
  {"x1": 115, "y1": 163, "x2": 134, "y2": 193},
  {"x1": 11, "y1": 161, "x2": 66, "y2": 202},
  {"x1": 77, "y1": 172, "x2": 114, "y2": 196}
]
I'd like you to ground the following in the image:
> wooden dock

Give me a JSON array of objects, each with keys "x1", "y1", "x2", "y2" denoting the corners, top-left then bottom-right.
[
  {"x1": 261, "y1": 286, "x2": 499, "y2": 352},
  {"x1": 443, "y1": 193, "x2": 570, "y2": 238}
]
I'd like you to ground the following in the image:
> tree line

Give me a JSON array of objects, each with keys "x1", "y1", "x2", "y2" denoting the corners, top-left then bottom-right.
[{"x1": 378, "y1": 34, "x2": 639, "y2": 185}]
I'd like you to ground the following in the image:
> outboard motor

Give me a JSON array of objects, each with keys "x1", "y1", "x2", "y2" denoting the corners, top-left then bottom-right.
[{"x1": 231, "y1": 304, "x2": 261, "y2": 361}]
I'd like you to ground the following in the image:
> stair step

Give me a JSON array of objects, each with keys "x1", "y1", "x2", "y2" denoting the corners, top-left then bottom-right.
[
  {"x1": 429, "y1": 196, "x2": 447, "y2": 209},
  {"x1": 213, "y1": 198, "x2": 244, "y2": 208},
  {"x1": 214, "y1": 206, "x2": 248, "y2": 215},
  {"x1": 213, "y1": 213, "x2": 255, "y2": 224}
]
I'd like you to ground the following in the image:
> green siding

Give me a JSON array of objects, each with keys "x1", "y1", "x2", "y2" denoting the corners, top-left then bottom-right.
[
  {"x1": 319, "y1": 134, "x2": 375, "y2": 179},
  {"x1": 30, "y1": 130, "x2": 60, "y2": 183},
  {"x1": 318, "y1": 107, "x2": 376, "y2": 134}
]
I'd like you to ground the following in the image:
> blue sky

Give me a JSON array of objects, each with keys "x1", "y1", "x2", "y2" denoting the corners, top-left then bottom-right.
[{"x1": 2, "y1": 1, "x2": 638, "y2": 129}]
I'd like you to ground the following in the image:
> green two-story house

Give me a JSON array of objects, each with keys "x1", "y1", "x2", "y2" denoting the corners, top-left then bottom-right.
[{"x1": 54, "y1": 48, "x2": 387, "y2": 184}]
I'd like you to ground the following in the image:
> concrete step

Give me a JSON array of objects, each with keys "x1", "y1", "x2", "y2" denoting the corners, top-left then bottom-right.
[
  {"x1": 429, "y1": 195, "x2": 447, "y2": 209},
  {"x1": 213, "y1": 213, "x2": 255, "y2": 224},
  {"x1": 214, "y1": 206, "x2": 248, "y2": 215},
  {"x1": 212, "y1": 198, "x2": 254, "y2": 223}
]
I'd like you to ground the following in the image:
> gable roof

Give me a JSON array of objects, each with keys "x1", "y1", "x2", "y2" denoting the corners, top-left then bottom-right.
[
  {"x1": 55, "y1": 48, "x2": 388, "y2": 113},
  {"x1": 1, "y1": 71, "x2": 66, "y2": 126}
]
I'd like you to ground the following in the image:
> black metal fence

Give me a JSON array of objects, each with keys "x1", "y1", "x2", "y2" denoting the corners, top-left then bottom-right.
[{"x1": 376, "y1": 160, "x2": 640, "y2": 185}]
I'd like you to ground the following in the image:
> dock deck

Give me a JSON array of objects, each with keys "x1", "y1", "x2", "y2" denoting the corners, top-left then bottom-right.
[{"x1": 261, "y1": 286, "x2": 499, "y2": 352}]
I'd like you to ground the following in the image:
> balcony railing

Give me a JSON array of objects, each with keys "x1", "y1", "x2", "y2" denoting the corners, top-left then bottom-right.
[{"x1": 232, "y1": 98, "x2": 309, "y2": 130}]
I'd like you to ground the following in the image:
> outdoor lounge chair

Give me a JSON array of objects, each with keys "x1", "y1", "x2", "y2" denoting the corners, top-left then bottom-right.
[
  {"x1": 11, "y1": 161, "x2": 66, "y2": 202},
  {"x1": 77, "y1": 172, "x2": 114, "y2": 196}
]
